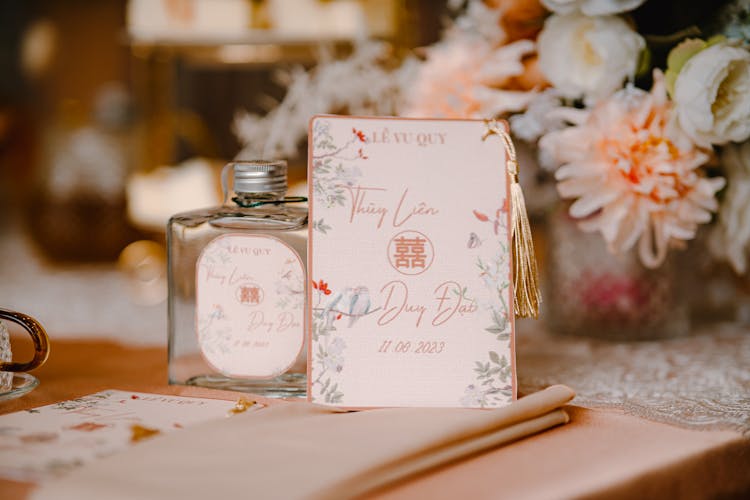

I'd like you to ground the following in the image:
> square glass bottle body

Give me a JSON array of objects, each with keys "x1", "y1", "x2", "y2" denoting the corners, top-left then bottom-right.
[{"x1": 168, "y1": 196, "x2": 308, "y2": 397}]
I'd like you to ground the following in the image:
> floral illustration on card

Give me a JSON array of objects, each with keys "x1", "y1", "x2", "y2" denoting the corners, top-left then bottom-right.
[
  {"x1": 52, "y1": 392, "x2": 110, "y2": 412},
  {"x1": 195, "y1": 235, "x2": 306, "y2": 378},
  {"x1": 197, "y1": 304, "x2": 226, "y2": 335},
  {"x1": 19, "y1": 432, "x2": 58, "y2": 444},
  {"x1": 195, "y1": 239, "x2": 234, "y2": 358},
  {"x1": 310, "y1": 279, "x2": 379, "y2": 404},
  {"x1": 275, "y1": 258, "x2": 304, "y2": 310},
  {"x1": 311, "y1": 120, "x2": 368, "y2": 233},
  {"x1": 310, "y1": 279, "x2": 347, "y2": 403},
  {"x1": 67, "y1": 422, "x2": 109, "y2": 432},
  {"x1": 196, "y1": 304, "x2": 231, "y2": 358},
  {"x1": 476, "y1": 255, "x2": 510, "y2": 340},
  {"x1": 311, "y1": 218, "x2": 332, "y2": 234},
  {"x1": 461, "y1": 351, "x2": 513, "y2": 408},
  {"x1": 0, "y1": 390, "x2": 237, "y2": 481},
  {"x1": 473, "y1": 203, "x2": 512, "y2": 337},
  {"x1": 462, "y1": 201, "x2": 513, "y2": 407},
  {"x1": 197, "y1": 238, "x2": 232, "y2": 266}
]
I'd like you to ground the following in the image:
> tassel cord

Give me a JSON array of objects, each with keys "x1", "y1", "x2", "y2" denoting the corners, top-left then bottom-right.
[{"x1": 483, "y1": 120, "x2": 542, "y2": 319}]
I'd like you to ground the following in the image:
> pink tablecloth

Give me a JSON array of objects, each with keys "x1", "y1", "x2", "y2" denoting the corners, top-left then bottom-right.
[{"x1": 1, "y1": 339, "x2": 748, "y2": 499}]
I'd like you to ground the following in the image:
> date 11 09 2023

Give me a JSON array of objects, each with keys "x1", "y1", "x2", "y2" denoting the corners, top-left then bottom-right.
[{"x1": 377, "y1": 340, "x2": 446, "y2": 354}]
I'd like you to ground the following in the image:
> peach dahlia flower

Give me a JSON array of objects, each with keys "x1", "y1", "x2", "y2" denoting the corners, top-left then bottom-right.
[
  {"x1": 540, "y1": 71, "x2": 725, "y2": 268},
  {"x1": 402, "y1": 37, "x2": 537, "y2": 119}
]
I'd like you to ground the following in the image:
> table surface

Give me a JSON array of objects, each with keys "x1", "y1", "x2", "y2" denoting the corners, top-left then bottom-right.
[{"x1": 1, "y1": 338, "x2": 749, "y2": 500}]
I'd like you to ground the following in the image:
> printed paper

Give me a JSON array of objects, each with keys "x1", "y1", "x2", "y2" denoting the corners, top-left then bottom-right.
[
  {"x1": 308, "y1": 116, "x2": 516, "y2": 408},
  {"x1": 0, "y1": 390, "x2": 261, "y2": 482}
]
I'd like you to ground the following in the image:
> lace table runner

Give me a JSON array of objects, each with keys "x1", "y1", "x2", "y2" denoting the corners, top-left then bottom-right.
[{"x1": 517, "y1": 322, "x2": 750, "y2": 434}]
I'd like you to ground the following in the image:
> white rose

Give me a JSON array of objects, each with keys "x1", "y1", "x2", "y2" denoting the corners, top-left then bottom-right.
[
  {"x1": 541, "y1": 0, "x2": 645, "y2": 16},
  {"x1": 673, "y1": 42, "x2": 750, "y2": 146},
  {"x1": 538, "y1": 13, "x2": 645, "y2": 104},
  {"x1": 509, "y1": 89, "x2": 589, "y2": 143},
  {"x1": 710, "y1": 141, "x2": 750, "y2": 274}
]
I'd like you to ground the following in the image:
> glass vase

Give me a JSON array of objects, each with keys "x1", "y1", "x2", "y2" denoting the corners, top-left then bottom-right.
[{"x1": 544, "y1": 206, "x2": 690, "y2": 340}]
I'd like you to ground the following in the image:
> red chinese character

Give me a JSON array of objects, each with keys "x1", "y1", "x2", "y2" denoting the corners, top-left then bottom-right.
[
  {"x1": 393, "y1": 236, "x2": 426, "y2": 269},
  {"x1": 239, "y1": 286, "x2": 261, "y2": 304}
]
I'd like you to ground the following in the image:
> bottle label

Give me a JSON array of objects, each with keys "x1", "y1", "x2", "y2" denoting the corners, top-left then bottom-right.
[{"x1": 196, "y1": 234, "x2": 305, "y2": 378}]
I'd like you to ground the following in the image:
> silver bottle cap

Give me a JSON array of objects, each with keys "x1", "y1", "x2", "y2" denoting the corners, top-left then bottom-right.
[{"x1": 227, "y1": 160, "x2": 287, "y2": 194}]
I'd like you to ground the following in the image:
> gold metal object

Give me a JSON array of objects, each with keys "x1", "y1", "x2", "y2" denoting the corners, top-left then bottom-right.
[
  {"x1": 0, "y1": 308, "x2": 50, "y2": 372},
  {"x1": 483, "y1": 119, "x2": 542, "y2": 319},
  {"x1": 228, "y1": 397, "x2": 257, "y2": 415}
]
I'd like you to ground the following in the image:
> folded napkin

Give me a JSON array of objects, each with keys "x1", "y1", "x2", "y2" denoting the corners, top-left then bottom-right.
[{"x1": 32, "y1": 385, "x2": 574, "y2": 500}]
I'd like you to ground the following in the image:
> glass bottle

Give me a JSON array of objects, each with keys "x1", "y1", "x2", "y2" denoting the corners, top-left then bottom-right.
[
  {"x1": 544, "y1": 204, "x2": 689, "y2": 340},
  {"x1": 168, "y1": 160, "x2": 307, "y2": 397}
]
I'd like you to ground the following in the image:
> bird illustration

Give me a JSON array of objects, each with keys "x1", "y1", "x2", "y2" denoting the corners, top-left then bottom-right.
[
  {"x1": 347, "y1": 286, "x2": 371, "y2": 327},
  {"x1": 322, "y1": 287, "x2": 354, "y2": 331}
]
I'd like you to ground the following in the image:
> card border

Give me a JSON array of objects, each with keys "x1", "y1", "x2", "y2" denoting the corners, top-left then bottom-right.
[{"x1": 306, "y1": 114, "x2": 516, "y2": 409}]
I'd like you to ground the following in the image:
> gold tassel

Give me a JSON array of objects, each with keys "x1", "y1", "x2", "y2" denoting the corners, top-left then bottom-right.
[{"x1": 483, "y1": 119, "x2": 541, "y2": 319}]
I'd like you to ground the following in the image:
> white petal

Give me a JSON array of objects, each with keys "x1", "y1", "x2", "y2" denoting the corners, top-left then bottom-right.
[
  {"x1": 611, "y1": 199, "x2": 646, "y2": 252},
  {"x1": 638, "y1": 217, "x2": 669, "y2": 268},
  {"x1": 557, "y1": 176, "x2": 604, "y2": 198},
  {"x1": 674, "y1": 43, "x2": 750, "y2": 145},
  {"x1": 581, "y1": 0, "x2": 646, "y2": 15},
  {"x1": 569, "y1": 188, "x2": 621, "y2": 217}
]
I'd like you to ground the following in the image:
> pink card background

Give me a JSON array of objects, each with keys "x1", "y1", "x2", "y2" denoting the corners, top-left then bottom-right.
[
  {"x1": 308, "y1": 116, "x2": 515, "y2": 408},
  {"x1": 0, "y1": 390, "x2": 258, "y2": 482},
  {"x1": 196, "y1": 234, "x2": 306, "y2": 379}
]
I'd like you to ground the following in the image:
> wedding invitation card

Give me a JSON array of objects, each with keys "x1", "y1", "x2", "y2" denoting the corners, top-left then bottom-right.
[
  {"x1": 308, "y1": 116, "x2": 516, "y2": 408},
  {"x1": 0, "y1": 390, "x2": 262, "y2": 481}
]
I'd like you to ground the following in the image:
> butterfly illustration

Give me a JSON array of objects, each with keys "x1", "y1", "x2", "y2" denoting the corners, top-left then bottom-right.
[
  {"x1": 473, "y1": 199, "x2": 509, "y2": 236},
  {"x1": 467, "y1": 232, "x2": 483, "y2": 249}
]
